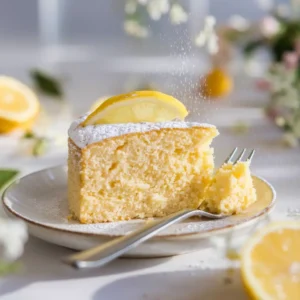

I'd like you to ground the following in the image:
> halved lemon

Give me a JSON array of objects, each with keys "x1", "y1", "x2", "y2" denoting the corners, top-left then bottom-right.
[
  {"x1": 241, "y1": 221, "x2": 300, "y2": 300},
  {"x1": 0, "y1": 76, "x2": 39, "y2": 133},
  {"x1": 83, "y1": 91, "x2": 188, "y2": 126}
]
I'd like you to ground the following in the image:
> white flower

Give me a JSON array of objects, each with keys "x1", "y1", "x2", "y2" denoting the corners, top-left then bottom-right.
[
  {"x1": 195, "y1": 32, "x2": 206, "y2": 47},
  {"x1": 206, "y1": 16, "x2": 216, "y2": 28},
  {"x1": 125, "y1": 0, "x2": 137, "y2": 14},
  {"x1": 0, "y1": 219, "x2": 27, "y2": 262},
  {"x1": 207, "y1": 35, "x2": 219, "y2": 55},
  {"x1": 124, "y1": 20, "x2": 149, "y2": 38},
  {"x1": 260, "y1": 16, "x2": 280, "y2": 38},
  {"x1": 195, "y1": 16, "x2": 219, "y2": 54},
  {"x1": 275, "y1": 117, "x2": 285, "y2": 127},
  {"x1": 228, "y1": 15, "x2": 250, "y2": 31},
  {"x1": 170, "y1": 4, "x2": 188, "y2": 25},
  {"x1": 147, "y1": 0, "x2": 169, "y2": 21}
]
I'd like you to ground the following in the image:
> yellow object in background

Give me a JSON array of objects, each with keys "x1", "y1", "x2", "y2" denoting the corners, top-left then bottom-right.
[
  {"x1": 0, "y1": 76, "x2": 39, "y2": 133},
  {"x1": 83, "y1": 90, "x2": 188, "y2": 125},
  {"x1": 201, "y1": 68, "x2": 233, "y2": 99},
  {"x1": 241, "y1": 221, "x2": 300, "y2": 300}
]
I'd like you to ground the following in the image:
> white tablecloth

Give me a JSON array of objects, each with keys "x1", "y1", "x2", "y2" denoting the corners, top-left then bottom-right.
[{"x1": 0, "y1": 77, "x2": 299, "y2": 300}]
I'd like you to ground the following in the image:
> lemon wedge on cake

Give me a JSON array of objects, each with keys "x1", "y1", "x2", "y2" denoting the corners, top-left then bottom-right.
[
  {"x1": 0, "y1": 76, "x2": 39, "y2": 133},
  {"x1": 82, "y1": 91, "x2": 188, "y2": 125},
  {"x1": 241, "y1": 221, "x2": 300, "y2": 300}
]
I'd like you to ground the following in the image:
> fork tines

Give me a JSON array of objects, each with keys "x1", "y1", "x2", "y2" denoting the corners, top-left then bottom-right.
[{"x1": 225, "y1": 148, "x2": 255, "y2": 164}]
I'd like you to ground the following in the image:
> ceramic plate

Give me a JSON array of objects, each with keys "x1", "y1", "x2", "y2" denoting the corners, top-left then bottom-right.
[{"x1": 2, "y1": 165, "x2": 276, "y2": 257}]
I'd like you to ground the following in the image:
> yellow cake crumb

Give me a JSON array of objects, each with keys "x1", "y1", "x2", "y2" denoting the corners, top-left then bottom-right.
[{"x1": 202, "y1": 161, "x2": 257, "y2": 214}]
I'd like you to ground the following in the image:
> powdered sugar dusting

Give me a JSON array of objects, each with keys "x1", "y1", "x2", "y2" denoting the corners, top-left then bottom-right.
[{"x1": 68, "y1": 115, "x2": 215, "y2": 148}]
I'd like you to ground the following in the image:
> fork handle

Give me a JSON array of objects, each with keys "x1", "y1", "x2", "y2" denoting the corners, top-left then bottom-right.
[{"x1": 63, "y1": 209, "x2": 205, "y2": 269}]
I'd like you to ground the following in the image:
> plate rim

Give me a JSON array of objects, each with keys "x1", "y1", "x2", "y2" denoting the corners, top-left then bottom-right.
[{"x1": 2, "y1": 165, "x2": 277, "y2": 239}]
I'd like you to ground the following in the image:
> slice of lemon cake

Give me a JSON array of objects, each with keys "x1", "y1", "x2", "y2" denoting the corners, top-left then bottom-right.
[
  {"x1": 202, "y1": 161, "x2": 257, "y2": 214},
  {"x1": 68, "y1": 91, "x2": 219, "y2": 223},
  {"x1": 68, "y1": 117, "x2": 218, "y2": 223},
  {"x1": 68, "y1": 91, "x2": 257, "y2": 223}
]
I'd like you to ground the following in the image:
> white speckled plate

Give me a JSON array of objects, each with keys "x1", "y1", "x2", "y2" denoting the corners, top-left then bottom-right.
[{"x1": 2, "y1": 165, "x2": 276, "y2": 257}]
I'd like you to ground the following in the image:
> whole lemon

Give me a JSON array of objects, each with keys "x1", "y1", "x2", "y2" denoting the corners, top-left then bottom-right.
[{"x1": 200, "y1": 68, "x2": 233, "y2": 99}]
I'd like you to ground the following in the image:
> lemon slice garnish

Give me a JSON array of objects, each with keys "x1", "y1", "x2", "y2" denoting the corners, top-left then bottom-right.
[
  {"x1": 0, "y1": 76, "x2": 39, "y2": 133},
  {"x1": 241, "y1": 221, "x2": 300, "y2": 300},
  {"x1": 83, "y1": 91, "x2": 188, "y2": 126}
]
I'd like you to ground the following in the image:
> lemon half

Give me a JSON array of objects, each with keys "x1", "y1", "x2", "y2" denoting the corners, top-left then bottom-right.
[
  {"x1": 241, "y1": 221, "x2": 300, "y2": 300},
  {"x1": 0, "y1": 76, "x2": 39, "y2": 133}
]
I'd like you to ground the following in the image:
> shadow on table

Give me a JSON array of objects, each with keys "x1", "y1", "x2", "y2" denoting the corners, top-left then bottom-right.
[
  {"x1": 92, "y1": 269, "x2": 248, "y2": 300},
  {"x1": 0, "y1": 236, "x2": 171, "y2": 297}
]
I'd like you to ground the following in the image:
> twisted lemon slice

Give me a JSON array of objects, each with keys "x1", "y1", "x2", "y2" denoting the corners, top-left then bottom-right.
[{"x1": 82, "y1": 91, "x2": 188, "y2": 126}]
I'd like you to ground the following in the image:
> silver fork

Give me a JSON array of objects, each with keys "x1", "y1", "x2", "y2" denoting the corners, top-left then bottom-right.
[{"x1": 63, "y1": 147, "x2": 255, "y2": 269}]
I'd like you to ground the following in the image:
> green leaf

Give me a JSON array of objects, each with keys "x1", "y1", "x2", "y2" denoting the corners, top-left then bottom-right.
[
  {"x1": 22, "y1": 131, "x2": 35, "y2": 139},
  {"x1": 0, "y1": 169, "x2": 19, "y2": 190},
  {"x1": 243, "y1": 39, "x2": 266, "y2": 57},
  {"x1": 271, "y1": 21, "x2": 300, "y2": 61},
  {"x1": 30, "y1": 69, "x2": 64, "y2": 98},
  {"x1": 231, "y1": 121, "x2": 249, "y2": 135},
  {"x1": 32, "y1": 138, "x2": 48, "y2": 157},
  {"x1": 0, "y1": 261, "x2": 21, "y2": 276}
]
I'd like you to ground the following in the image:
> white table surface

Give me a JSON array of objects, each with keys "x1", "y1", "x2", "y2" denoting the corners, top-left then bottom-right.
[{"x1": 0, "y1": 74, "x2": 300, "y2": 300}]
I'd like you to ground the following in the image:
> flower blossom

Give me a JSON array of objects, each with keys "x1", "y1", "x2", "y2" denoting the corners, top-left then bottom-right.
[
  {"x1": 260, "y1": 16, "x2": 280, "y2": 38},
  {"x1": 124, "y1": 20, "x2": 149, "y2": 38},
  {"x1": 125, "y1": 0, "x2": 137, "y2": 14},
  {"x1": 195, "y1": 16, "x2": 219, "y2": 54},
  {"x1": 170, "y1": 3, "x2": 188, "y2": 25},
  {"x1": 147, "y1": 0, "x2": 170, "y2": 21},
  {"x1": 0, "y1": 219, "x2": 27, "y2": 262}
]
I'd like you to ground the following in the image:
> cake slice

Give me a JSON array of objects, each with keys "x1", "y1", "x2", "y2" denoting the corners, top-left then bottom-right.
[
  {"x1": 68, "y1": 91, "x2": 257, "y2": 223},
  {"x1": 68, "y1": 118, "x2": 218, "y2": 223},
  {"x1": 202, "y1": 161, "x2": 257, "y2": 214}
]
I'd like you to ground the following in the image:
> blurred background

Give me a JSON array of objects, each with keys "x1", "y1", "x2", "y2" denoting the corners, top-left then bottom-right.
[
  {"x1": 0, "y1": 0, "x2": 288, "y2": 114},
  {"x1": 1, "y1": 0, "x2": 300, "y2": 154}
]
